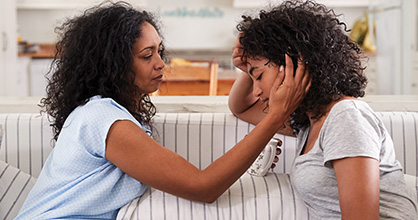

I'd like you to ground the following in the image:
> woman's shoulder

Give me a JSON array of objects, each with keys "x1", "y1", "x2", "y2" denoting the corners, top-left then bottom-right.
[
  {"x1": 75, "y1": 96, "x2": 129, "y2": 115},
  {"x1": 66, "y1": 96, "x2": 135, "y2": 126}
]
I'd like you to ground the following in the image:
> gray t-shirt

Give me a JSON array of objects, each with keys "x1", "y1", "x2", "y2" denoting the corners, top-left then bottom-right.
[{"x1": 290, "y1": 99, "x2": 417, "y2": 219}]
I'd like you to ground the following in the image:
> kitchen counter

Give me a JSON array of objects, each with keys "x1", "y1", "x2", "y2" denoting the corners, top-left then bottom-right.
[{"x1": 18, "y1": 43, "x2": 56, "y2": 58}]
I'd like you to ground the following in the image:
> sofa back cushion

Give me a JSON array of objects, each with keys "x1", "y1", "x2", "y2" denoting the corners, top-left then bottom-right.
[
  {"x1": 0, "y1": 112, "x2": 417, "y2": 177},
  {"x1": 0, "y1": 114, "x2": 54, "y2": 178},
  {"x1": 0, "y1": 124, "x2": 3, "y2": 154},
  {"x1": 376, "y1": 112, "x2": 418, "y2": 176},
  {"x1": 153, "y1": 112, "x2": 418, "y2": 176}
]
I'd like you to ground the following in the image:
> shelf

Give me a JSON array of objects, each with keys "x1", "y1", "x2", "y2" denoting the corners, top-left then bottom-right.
[
  {"x1": 233, "y1": 0, "x2": 370, "y2": 9},
  {"x1": 17, "y1": 0, "x2": 146, "y2": 9}
]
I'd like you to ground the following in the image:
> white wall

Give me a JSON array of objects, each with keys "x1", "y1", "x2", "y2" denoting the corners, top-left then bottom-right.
[{"x1": 17, "y1": 0, "x2": 366, "y2": 50}]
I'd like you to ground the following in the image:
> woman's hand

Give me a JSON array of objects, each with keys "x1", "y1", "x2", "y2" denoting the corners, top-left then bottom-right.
[
  {"x1": 268, "y1": 54, "x2": 311, "y2": 118},
  {"x1": 232, "y1": 33, "x2": 247, "y2": 73}
]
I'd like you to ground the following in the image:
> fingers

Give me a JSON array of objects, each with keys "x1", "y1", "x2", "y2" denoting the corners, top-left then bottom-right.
[
  {"x1": 294, "y1": 55, "x2": 311, "y2": 91},
  {"x1": 272, "y1": 138, "x2": 282, "y2": 168},
  {"x1": 282, "y1": 54, "x2": 311, "y2": 96},
  {"x1": 276, "y1": 148, "x2": 282, "y2": 155},
  {"x1": 284, "y1": 54, "x2": 294, "y2": 77},
  {"x1": 273, "y1": 138, "x2": 282, "y2": 147},
  {"x1": 278, "y1": 54, "x2": 298, "y2": 88},
  {"x1": 232, "y1": 33, "x2": 247, "y2": 72},
  {"x1": 301, "y1": 62, "x2": 312, "y2": 93},
  {"x1": 270, "y1": 65, "x2": 284, "y2": 92},
  {"x1": 232, "y1": 33, "x2": 243, "y2": 51},
  {"x1": 294, "y1": 56, "x2": 307, "y2": 81}
]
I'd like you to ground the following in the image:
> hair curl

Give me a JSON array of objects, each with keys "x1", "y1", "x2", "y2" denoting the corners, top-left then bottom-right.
[
  {"x1": 40, "y1": 1, "x2": 166, "y2": 140},
  {"x1": 237, "y1": 0, "x2": 367, "y2": 132}
]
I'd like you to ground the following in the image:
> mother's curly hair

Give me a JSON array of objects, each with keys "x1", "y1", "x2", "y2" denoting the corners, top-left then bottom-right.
[
  {"x1": 40, "y1": 1, "x2": 166, "y2": 140},
  {"x1": 237, "y1": 0, "x2": 367, "y2": 132}
]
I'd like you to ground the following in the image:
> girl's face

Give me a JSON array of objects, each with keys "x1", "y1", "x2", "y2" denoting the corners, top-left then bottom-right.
[
  {"x1": 132, "y1": 22, "x2": 165, "y2": 94},
  {"x1": 246, "y1": 57, "x2": 285, "y2": 107}
]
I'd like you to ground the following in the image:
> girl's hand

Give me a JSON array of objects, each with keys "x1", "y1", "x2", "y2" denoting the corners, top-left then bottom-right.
[
  {"x1": 268, "y1": 54, "x2": 311, "y2": 117},
  {"x1": 232, "y1": 33, "x2": 248, "y2": 73}
]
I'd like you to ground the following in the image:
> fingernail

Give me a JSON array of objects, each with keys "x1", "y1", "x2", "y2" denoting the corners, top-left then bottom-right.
[{"x1": 279, "y1": 65, "x2": 284, "y2": 72}]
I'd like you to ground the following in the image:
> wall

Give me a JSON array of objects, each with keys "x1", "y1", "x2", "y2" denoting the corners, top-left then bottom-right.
[{"x1": 17, "y1": 0, "x2": 366, "y2": 50}]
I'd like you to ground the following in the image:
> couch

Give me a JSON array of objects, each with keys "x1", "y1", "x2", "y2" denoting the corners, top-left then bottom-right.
[{"x1": 0, "y1": 111, "x2": 417, "y2": 219}]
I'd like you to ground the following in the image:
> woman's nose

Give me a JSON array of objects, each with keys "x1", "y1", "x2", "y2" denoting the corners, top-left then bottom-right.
[
  {"x1": 156, "y1": 55, "x2": 165, "y2": 70},
  {"x1": 252, "y1": 83, "x2": 262, "y2": 97}
]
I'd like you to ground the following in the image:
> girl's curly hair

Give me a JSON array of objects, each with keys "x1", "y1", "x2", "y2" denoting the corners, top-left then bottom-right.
[
  {"x1": 237, "y1": 0, "x2": 367, "y2": 132},
  {"x1": 40, "y1": 1, "x2": 166, "y2": 140}
]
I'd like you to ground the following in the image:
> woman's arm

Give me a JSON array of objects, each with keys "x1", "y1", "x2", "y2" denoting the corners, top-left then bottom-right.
[
  {"x1": 228, "y1": 34, "x2": 296, "y2": 136},
  {"x1": 333, "y1": 157, "x2": 380, "y2": 220},
  {"x1": 106, "y1": 53, "x2": 310, "y2": 203}
]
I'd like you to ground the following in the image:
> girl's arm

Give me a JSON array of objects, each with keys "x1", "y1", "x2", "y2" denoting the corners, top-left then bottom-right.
[
  {"x1": 333, "y1": 157, "x2": 380, "y2": 220},
  {"x1": 228, "y1": 35, "x2": 296, "y2": 137},
  {"x1": 105, "y1": 53, "x2": 310, "y2": 203}
]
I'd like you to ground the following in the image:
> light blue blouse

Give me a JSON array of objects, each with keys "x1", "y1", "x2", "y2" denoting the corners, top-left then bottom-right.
[{"x1": 16, "y1": 96, "x2": 150, "y2": 219}]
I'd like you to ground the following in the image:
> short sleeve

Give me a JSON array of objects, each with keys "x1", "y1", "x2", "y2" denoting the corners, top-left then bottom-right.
[{"x1": 320, "y1": 107, "x2": 382, "y2": 167}]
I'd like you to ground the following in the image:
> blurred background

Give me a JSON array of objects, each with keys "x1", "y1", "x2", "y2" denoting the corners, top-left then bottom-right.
[{"x1": 1, "y1": 0, "x2": 417, "y2": 97}]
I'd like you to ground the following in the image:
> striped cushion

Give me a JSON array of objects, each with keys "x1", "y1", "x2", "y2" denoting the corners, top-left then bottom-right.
[
  {"x1": 0, "y1": 160, "x2": 36, "y2": 220},
  {"x1": 151, "y1": 113, "x2": 299, "y2": 174},
  {"x1": 0, "y1": 112, "x2": 416, "y2": 177},
  {"x1": 118, "y1": 174, "x2": 418, "y2": 220},
  {"x1": 0, "y1": 124, "x2": 3, "y2": 151},
  {"x1": 0, "y1": 113, "x2": 54, "y2": 178},
  {"x1": 0, "y1": 112, "x2": 417, "y2": 220},
  {"x1": 117, "y1": 172, "x2": 309, "y2": 220},
  {"x1": 376, "y1": 112, "x2": 418, "y2": 176},
  {"x1": 117, "y1": 112, "x2": 418, "y2": 220}
]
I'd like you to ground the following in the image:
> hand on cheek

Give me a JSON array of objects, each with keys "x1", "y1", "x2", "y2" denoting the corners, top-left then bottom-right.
[{"x1": 268, "y1": 54, "x2": 311, "y2": 117}]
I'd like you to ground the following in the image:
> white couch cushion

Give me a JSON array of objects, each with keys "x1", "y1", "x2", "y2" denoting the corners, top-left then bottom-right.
[
  {"x1": 117, "y1": 173, "x2": 309, "y2": 220},
  {"x1": 0, "y1": 124, "x2": 3, "y2": 153},
  {"x1": 0, "y1": 113, "x2": 54, "y2": 178}
]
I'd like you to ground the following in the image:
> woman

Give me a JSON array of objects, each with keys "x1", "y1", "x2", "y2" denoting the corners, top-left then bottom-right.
[
  {"x1": 15, "y1": 2, "x2": 310, "y2": 219},
  {"x1": 229, "y1": 1, "x2": 417, "y2": 219}
]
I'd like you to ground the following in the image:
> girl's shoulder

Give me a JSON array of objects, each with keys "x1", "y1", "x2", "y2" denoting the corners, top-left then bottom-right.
[{"x1": 329, "y1": 98, "x2": 373, "y2": 117}]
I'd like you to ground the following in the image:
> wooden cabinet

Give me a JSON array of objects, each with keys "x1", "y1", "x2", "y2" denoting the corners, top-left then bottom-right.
[{"x1": 0, "y1": 0, "x2": 18, "y2": 96}]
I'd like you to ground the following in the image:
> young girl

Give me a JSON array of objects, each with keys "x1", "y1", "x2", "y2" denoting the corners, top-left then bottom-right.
[
  {"x1": 229, "y1": 1, "x2": 417, "y2": 219},
  {"x1": 15, "y1": 2, "x2": 310, "y2": 219}
]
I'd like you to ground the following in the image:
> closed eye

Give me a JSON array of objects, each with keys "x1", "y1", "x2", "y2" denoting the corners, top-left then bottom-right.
[{"x1": 256, "y1": 73, "x2": 263, "y2": 81}]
